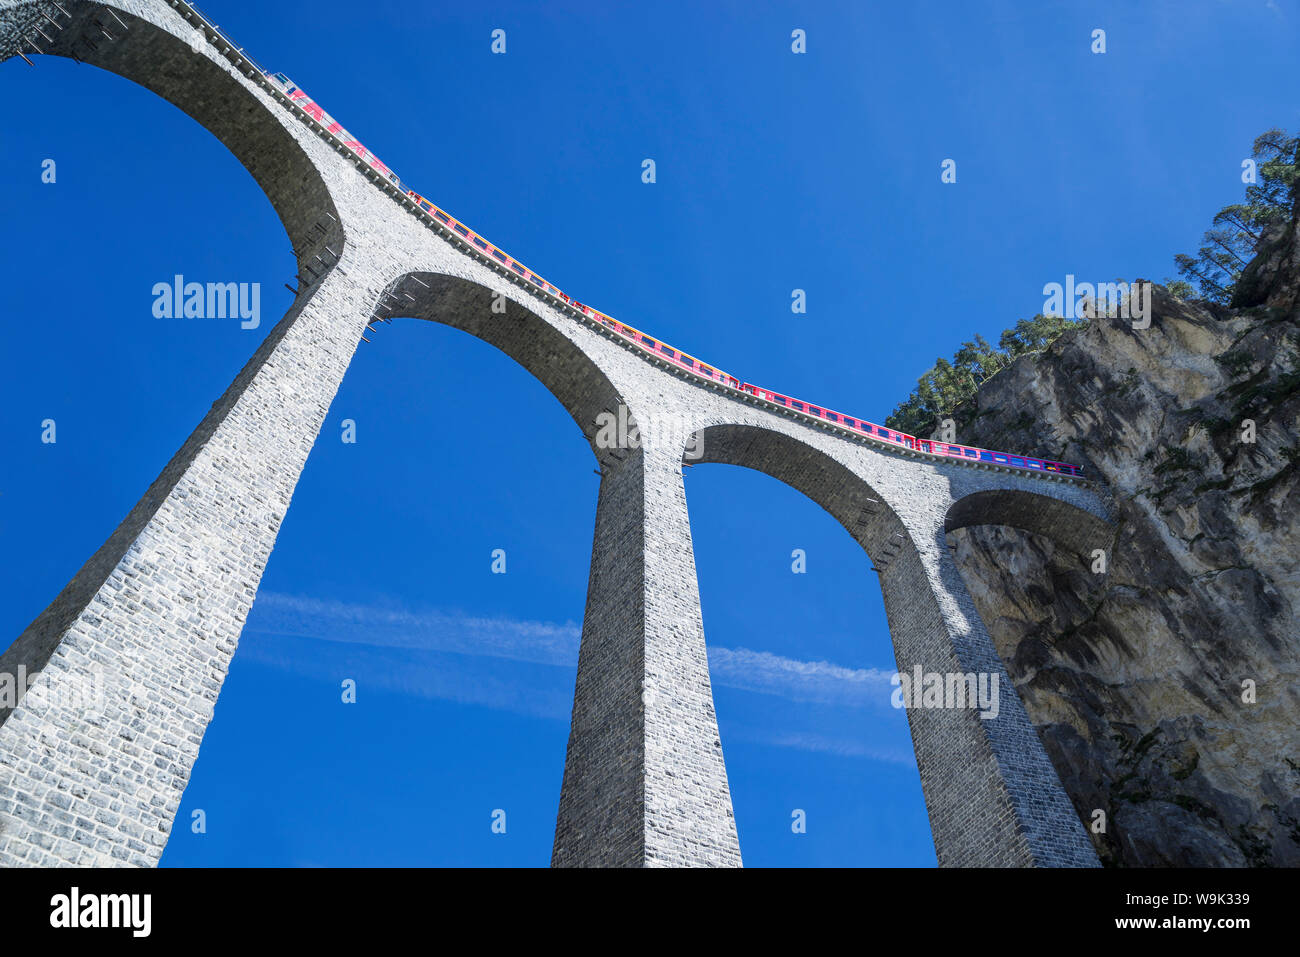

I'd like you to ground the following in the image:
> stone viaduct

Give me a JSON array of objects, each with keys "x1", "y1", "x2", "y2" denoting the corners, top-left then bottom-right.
[{"x1": 0, "y1": 0, "x2": 1111, "y2": 867}]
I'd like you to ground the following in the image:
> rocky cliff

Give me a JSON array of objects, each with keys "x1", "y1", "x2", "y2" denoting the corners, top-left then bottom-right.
[{"x1": 945, "y1": 201, "x2": 1300, "y2": 866}]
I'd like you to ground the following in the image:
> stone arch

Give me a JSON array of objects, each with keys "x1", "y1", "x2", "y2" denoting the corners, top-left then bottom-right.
[
  {"x1": 391, "y1": 271, "x2": 632, "y2": 455},
  {"x1": 685, "y1": 421, "x2": 1101, "y2": 866},
  {"x1": 945, "y1": 488, "x2": 1114, "y2": 559},
  {"x1": 4, "y1": 0, "x2": 344, "y2": 260},
  {"x1": 687, "y1": 421, "x2": 911, "y2": 567}
]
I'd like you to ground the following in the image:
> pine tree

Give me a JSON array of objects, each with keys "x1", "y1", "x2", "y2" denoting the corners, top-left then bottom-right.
[{"x1": 1175, "y1": 128, "x2": 1298, "y2": 303}]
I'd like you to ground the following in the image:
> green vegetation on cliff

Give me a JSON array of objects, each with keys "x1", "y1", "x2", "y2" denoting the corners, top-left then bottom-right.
[
  {"x1": 884, "y1": 315, "x2": 1083, "y2": 436},
  {"x1": 885, "y1": 128, "x2": 1298, "y2": 436},
  {"x1": 1173, "y1": 129, "x2": 1298, "y2": 304}
]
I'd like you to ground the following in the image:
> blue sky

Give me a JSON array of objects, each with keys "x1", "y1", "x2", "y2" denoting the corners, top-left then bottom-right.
[{"x1": 1, "y1": 0, "x2": 1296, "y2": 866}]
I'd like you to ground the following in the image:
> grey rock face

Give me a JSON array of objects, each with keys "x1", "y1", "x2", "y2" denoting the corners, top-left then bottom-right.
[{"x1": 948, "y1": 275, "x2": 1300, "y2": 866}]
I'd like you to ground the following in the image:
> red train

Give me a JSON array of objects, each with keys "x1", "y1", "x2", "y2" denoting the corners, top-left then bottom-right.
[{"x1": 263, "y1": 69, "x2": 1085, "y2": 480}]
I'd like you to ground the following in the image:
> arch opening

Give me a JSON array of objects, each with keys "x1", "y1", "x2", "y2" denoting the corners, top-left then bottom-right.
[
  {"x1": 687, "y1": 422, "x2": 911, "y2": 567},
  {"x1": 389, "y1": 270, "x2": 635, "y2": 458},
  {"x1": 685, "y1": 423, "x2": 1105, "y2": 865},
  {"x1": 162, "y1": 283, "x2": 610, "y2": 865},
  {"x1": 684, "y1": 422, "x2": 943, "y2": 863},
  {"x1": 684, "y1": 460, "x2": 936, "y2": 865},
  {"x1": 944, "y1": 488, "x2": 1114, "y2": 560},
  {"x1": 7, "y1": 0, "x2": 344, "y2": 260}
]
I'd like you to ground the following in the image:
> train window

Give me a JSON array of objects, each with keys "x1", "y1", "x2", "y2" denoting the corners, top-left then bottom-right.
[
  {"x1": 700, "y1": 365, "x2": 712, "y2": 374},
  {"x1": 808, "y1": 407, "x2": 821, "y2": 416},
  {"x1": 492, "y1": 250, "x2": 508, "y2": 262},
  {"x1": 453, "y1": 224, "x2": 469, "y2": 236},
  {"x1": 792, "y1": 401, "x2": 804, "y2": 410},
  {"x1": 473, "y1": 237, "x2": 488, "y2": 249},
  {"x1": 434, "y1": 211, "x2": 450, "y2": 223},
  {"x1": 661, "y1": 347, "x2": 675, "y2": 358},
  {"x1": 511, "y1": 263, "x2": 526, "y2": 274},
  {"x1": 682, "y1": 357, "x2": 694, "y2": 366},
  {"x1": 641, "y1": 336, "x2": 655, "y2": 346}
]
